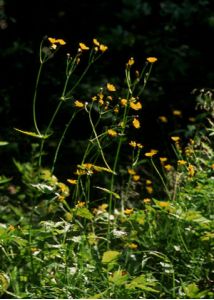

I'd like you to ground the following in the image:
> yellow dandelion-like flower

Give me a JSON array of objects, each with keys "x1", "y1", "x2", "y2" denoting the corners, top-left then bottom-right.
[
  {"x1": 145, "y1": 149, "x2": 158, "y2": 157},
  {"x1": 56, "y1": 38, "x2": 66, "y2": 45},
  {"x1": 99, "y1": 44, "x2": 108, "y2": 52},
  {"x1": 114, "y1": 107, "x2": 119, "y2": 113},
  {"x1": 128, "y1": 243, "x2": 138, "y2": 249},
  {"x1": 137, "y1": 143, "x2": 143, "y2": 149},
  {"x1": 76, "y1": 201, "x2": 86, "y2": 208},
  {"x1": 171, "y1": 136, "x2": 180, "y2": 142},
  {"x1": 130, "y1": 101, "x2": 142, "y2": 111},
  {"x1": 172, "y1": 110, "x2": 182, "y2": 116},
  {"x1": 98, "y1": 203, "x2": 108, "y2": 211},
  {"x1": 146, "y1": 186, "x2": 153, "y2": 194},
  {"x1": 74, "y1": 100, "x2": 84, "y2": 108},
  {"x1": 120, "y1": 98, "x2": 128, "y2": 106},
  {"x1": 158, "y1": 115, "x2": 168, "y2": 123},
  {"x1": 107, "y1": 83, "x2": 116, "y2": 92},
  {"x1": 127, "y1": 57, "x2": 135, "y2": 66},
  {"x1": 129, "y1": 141, "x2": 137, "y2": 148},
  {"x1": 164, "y1": 164, "x2": 173, "y2": 171},
  {"x1": 146, "y1": 179, "x2": 152, "y2": 185},
  {"x1": 132, "y1": 175, "x2": 140, "y2": 182},
  {"x1": 188, "y1": 164, "x2": 195, "y2": 177},
  {"x1": 124, "y1": 208, "x2": 134, "y2": 215},
  {"x1": 48, "y1": 37, "x2": 57, "y2": 44},
  {"x1": 67, "y1": 179, "x2": 77, "y2": 185},
  {"x1": 146, "y1": 57, "x2": 158, "y2": 63},
  {"x1": 128, "y1": 168, "x2": 136, "y2": 175},
  {"x1": 177, "y1": 160, "x2": 187, "y2": 165},
  {"x1": 92, "y1": 96, "x2": 97, "y2": 101},
  {"x1": 132, "y1": 118, "x2": 140, "y2": 129},
  {"x1": 158, "y1": 201, "x2": 170, "y2": 207},
  {"x1": 143, "y1": 198, "x2": 151, "y2": 204},
  {"x1": 79, "y1": 42, "x2": 90, "y2": 50},
  {"x1": 93, "y1": 38, "x2": 100, "y2": 46},
  {"x1": 160, "y1": 157, "x2": 168, "y2": 163},
  {"x1": 107, "y1": 129, "x2": 118, "y2": 137},
  {"x1": 75, "y1": 169, "x2": 87, "y2": 176}
]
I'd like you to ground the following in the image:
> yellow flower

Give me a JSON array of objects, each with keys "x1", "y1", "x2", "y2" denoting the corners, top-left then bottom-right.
[
  {"x1": 160, "y1": 157, "x2": 168, "y2": 163},
  {"x1": 107, "y1": 83, "x2": 116, "y2": 92},
  {"x1": 177, "y1": 160, "x2": 187, "y2": 165},
  {"x1": 128, "y1": 243, "x2": 138, "y2": 249},
  {"x1": 74, "y1": 100, "x2": 84, "y2": 108},
  {"x1": 8, "y1": 224, "x2": 15, "y2": 231},
  {"x1": 99, "y1": 44, "x2": 108, "y2": 52},
  {"x1": 79, "y1": 42, "x2": 90, "y2": 50},
  {"x1": 164, "y1": 164, "x2": 173, "y2": 171},
  {"x1": 93, "y1": 38, "x2": 100, "y2": 46},
  {"x1": 56, "y1": 39, "x2": 66, "y2": 45},
  {"x1": 146, "y1": 179, "x2": 152, "y2": 185},
  {"x1": 132, "y1": 175, "x2": 140, "y2": 182},
  {"x1": 146, "y1": 57, "x2": 158, "y2": 63},
  {"x1": 114, "y1": 106, "x2": 119, "y2": 113},
  {"x1": 158, "y1": 115, "x2": 168, "y2": 123},
  {"x1": 128, "y1": 168, "x2": 136, "y2": 175},
  {"x1": 129, "y1": 141, "x2": 137, "y2": 148},
  {"x1": 132, "y1": 118, "x2": 140, "y2": 129},
  {"x1": 188, "y1": 164, "x2": 195, "y2": 177},
  {"x1": 145, "y1": 149, "x2": 158, "y2": 157},
  {"x1": 130, "y1": 101, "x2": 142, "y2": 110},
  {"x1": 143, "y1": 198, "x2": 151, "y2": 204},
  {"x1": 146, "y1": 186, "x2": 153, "y2": 194},
  {"x1": 127, "y1": 57, "x2": 135, "y2": 66},
  {"x1": 124, "y1": 208, "x2": 134, "y2": 215},
  {"x1": 76, "y1": 201, "x2": 86, "y2": 208},
  {"x1": 120, "y1": 98, "x2": 128, "y2": 106},
  {"x1": 172, "y1": 110, "x2": 182, "y2": 116},
  {"x1": 171, "y1": 136, "x2": 180, "y2": 142},
  {"x1": 107, "y1": 129, "x2": 118, "y2": 137},
  {"x1": 67, "y1": 179, "x2": 77, "y2": 185},
  {"x1": 137, "y1": 143, "x2": 143, "y2": 149},
  {"x1": 48, "y1": 37, "x2": 57, "y2": 44}
]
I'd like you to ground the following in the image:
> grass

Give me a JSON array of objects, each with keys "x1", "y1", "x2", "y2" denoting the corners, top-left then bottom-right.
[{"x1": 0, "y1": 37, "x2": 213, "y2": 299}]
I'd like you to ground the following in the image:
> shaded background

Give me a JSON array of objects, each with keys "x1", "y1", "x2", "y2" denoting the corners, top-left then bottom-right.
[{"x1": 1, "y1": 0, "x2": 214, "y2": 177}]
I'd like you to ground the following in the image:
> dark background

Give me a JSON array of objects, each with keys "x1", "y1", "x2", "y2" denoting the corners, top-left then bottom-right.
[{"x1": 1, "y1": 0, "x2": 214, "y2": 176}]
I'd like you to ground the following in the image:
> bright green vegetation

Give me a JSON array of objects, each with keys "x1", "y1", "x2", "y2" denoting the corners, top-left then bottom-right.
[{"x1": 0, "y1": 38, "x2": 213, "y2": 299}]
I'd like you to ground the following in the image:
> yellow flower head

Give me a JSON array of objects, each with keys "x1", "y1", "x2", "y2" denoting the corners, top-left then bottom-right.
[
  {"x1": 124, "y1": 208, "x2": 134, "y2": 215},
  {"x1": 158, "y1": 201, "x2": 170, "y2": 207},
  {"x1": 121, "y1": 98, "x2": 128, "y2": 106},
  {"x1": 143, "y1": 198, "x2": 151, "y2": 204},
  {"x1": 137, "y1": 143, "x2": 143, "y2": 149},
  {"x1": 164, "y1": 164, "x2": 173, "y2": 171},
  {"x1": 107, "y1": 129, "x2": 118, "y2": 137},
  {"x1": 145, "y1": 149, "x2": 158, "y2": 157},
  {"x1": 188, "y1": 164, "x2": 195, "y2": 177},
  {"x1": 158, "y1": 115, "x2": 168, "y2": 123},
  {"x1": 177, "y1": 160, "x2": 187, "y2": 165},
  {"x1": 132, "y1": 117, "x2": 140, "y2": 129},
  {"x1": 127, "y1": 57, "x2": 135, "y2": 66},
  {"x1": 128, "y1": 168, "x2": 136, "y2": 175},
  {"x1": 107, "y1": 83, "x2": 116, "y2": 92},
  {"x1": 129, "y1": 141, "x2": 137, "y2": 148},
  {"x1": 171, "y1": 136, "x2": 180, "y2": 142},
  {"x1": 132, "y1": 175, "x2": 140, "y2": 182},
  {"x1": 160, "y1": 157, "x2": 168, "y2": 163},
  {"x1": 172, "y1": 110, "x2": 182, "y2": 116},
  {"x1": 130, "y1": 101, "x2": 142, "y2": 111},
  {"x1": 99, "y1": 44, "x2": 108, "y2": 52},
  {"x1": 93, "y1": 38, "x2": 100, "y2": 46},
  {"x1": 76, "y1": 201, "x2": 86, "y2": 208},
  {"x1": 146, "y1": 179, "x2": 152, "y2": 185},
  {"x1": 79, "y1": 42, "x2": 90, "y2": 51},
  {"x1": 146, "y1": 186, "x2": 153, "y2": 194},
  {"x1": 67, "y1": 179, "x2": 77, "y2": 185},
  {"x1": 56, "y1": 39, "x2": 66, "y2": 45},
  {"x1": 146, "y1": 57, "x2": 158, "y2": 63},
  {"x1": 74, "y1": 100, "x2": 84, "y2": 108}
]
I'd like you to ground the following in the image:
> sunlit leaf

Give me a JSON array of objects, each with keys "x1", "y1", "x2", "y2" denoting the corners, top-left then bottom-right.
[
  {"x1": 94, "y1": 186, "x2": 120, "y2": 199},
  {"x1": 102, "y1": 250, "x2": 120, "y2": 264},
  {"x1": 14, "y1": 128, "x2": 50, "y2": 139}
]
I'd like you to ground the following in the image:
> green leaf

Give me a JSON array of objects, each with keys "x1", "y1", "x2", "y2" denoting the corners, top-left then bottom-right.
[
  {"x1": 94, "y1": 186, "x2": 120, "y2": 199},
  {"x1": 14, "y1": 128, "x2": 50, "y2": 139},
  {"x1": 108, "y1": 270, "x2": 129, "y2": 286},
  {"x1": 75, "y1": 207, "x2": 93, "y2": 220},
  {"x1": 102, "y1": 250, "x2": 121, "y2": 264}
]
